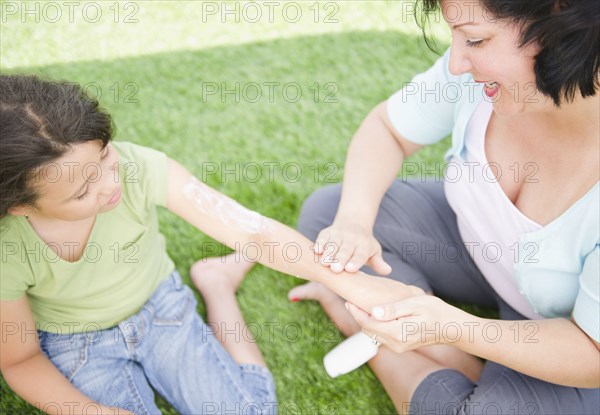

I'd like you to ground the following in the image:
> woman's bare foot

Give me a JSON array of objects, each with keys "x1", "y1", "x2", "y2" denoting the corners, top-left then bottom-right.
[
  {"x1": 288, "y1": 282, "x2": 361, "y2": 337},
  {"x1": 190, "y1": 253, "x2": 255, "y2": 297}
]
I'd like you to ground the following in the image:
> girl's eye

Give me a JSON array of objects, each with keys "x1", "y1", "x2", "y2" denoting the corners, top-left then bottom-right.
[
  {"x1": 76, "y1": 191, "x2": 89, "y2": 201},
  {"x1": 466, "y1": 39, "x2": 484, "y2": 47}
]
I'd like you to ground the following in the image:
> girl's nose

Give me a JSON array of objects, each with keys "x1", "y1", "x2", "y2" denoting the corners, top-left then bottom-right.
[{"x1": 102, "y1": 159, "x2": 119, "y2": 188}]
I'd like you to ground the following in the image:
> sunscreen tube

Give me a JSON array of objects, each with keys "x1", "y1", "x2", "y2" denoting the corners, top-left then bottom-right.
[{"x1": 323, "y1": 332, "x2": 380, "y2": 378}]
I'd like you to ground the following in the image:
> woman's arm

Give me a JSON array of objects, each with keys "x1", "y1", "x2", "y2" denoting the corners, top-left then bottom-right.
[
  {"x1": 165, "y1": 157, "x2": 425, "y2": 311},
  {"x1": 346, "y1": 296, "x2": 600, "y2": 388},
  {"x1": 331, "y1": 101, "x2": 422, "y2": 233},
  {"x1": 458, "y1": 316, "x2": 600, "y2": 388},
  {"x1": 0, "y1": 298, "x2": 132, "y2": 415},
  {"x1": 313, "y1": 101, "x2": 424, "y2": 274}
]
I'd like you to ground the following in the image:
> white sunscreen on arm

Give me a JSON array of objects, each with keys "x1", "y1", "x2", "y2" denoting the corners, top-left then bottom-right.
[{"x1": 182, "y1": 176, "x2": 273, "y2": 234}]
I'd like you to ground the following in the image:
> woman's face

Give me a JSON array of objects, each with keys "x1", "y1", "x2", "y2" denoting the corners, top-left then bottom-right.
[
  {"x1": 27, "y1": 140, "x2": 122, "y2": 222},
  {"x1": 440, "y1": 0, "x2": 545, "y2": 115}
]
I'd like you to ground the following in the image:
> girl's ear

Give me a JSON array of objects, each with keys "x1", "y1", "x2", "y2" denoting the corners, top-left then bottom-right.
[{"x1": 7, "y1": 205, "x2": 31, "y2": 217}]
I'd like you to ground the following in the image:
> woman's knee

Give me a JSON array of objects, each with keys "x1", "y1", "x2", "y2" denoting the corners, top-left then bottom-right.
[
  {"x1": 297, "y1": 184, "x2": 342, "y2": 240},
  {"x1": 415, "y1": 362, "x2": 600, "y2": 415},
  {"x1": 409, "y1": 368, "x2": 474, "y2": 414}
]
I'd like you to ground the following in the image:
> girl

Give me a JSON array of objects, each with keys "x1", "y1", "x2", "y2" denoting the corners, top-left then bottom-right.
[{"x1": 0, "y1": 74, "x2": 421, "y2": 414}]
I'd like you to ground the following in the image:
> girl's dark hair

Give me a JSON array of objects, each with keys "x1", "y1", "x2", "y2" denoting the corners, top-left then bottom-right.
[
  {"x1": 0, "y1": 74, "x2": 114, "y2": 218},
  {"x1": 416, "y1": 0, "x2": 600, "y2": 106}
]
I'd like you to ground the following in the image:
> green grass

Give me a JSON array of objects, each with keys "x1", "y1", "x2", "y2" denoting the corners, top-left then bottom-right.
[{"x1": 0, "y1": 1, "x2": 496, "y2": 414}]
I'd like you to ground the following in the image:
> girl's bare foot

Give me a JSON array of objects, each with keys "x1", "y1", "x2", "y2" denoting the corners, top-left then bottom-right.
[
  {"x1": 190, "y1": 254, "x2": 266, "y2": 366},
  {"x1": 190, "y1": 253, "x2": 254, "y2": 296},
  {"x1": 288, "y1": 282, "x2": 361, "y2": 337}
]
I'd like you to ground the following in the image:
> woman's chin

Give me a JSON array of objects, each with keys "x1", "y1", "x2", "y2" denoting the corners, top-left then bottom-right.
[{"x1": 490, "y1": 98, "x2": 527, "y2": 116}]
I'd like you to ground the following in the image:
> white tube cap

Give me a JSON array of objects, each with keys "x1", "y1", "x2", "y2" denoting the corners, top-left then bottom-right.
[{"x1": 323, "y1": 332, "x2": 380, "y2": 378}]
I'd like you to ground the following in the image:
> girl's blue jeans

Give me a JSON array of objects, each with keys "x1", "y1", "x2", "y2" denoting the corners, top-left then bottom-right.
[{"x1": 38, "y1": 271, "x2": 277, "y2": 415}]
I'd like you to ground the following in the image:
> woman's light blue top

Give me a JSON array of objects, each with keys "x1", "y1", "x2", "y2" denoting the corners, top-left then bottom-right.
[{"x1": 386, "y1": 48, "x2": 599, "y2": 342}]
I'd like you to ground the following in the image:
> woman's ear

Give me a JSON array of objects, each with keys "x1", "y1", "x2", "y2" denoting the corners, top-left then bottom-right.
[{"x1": 552, "y1": 0, "x2": 570, "y2": 13}]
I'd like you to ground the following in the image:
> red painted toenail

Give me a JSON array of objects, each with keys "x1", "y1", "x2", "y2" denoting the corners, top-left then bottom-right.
[{"x1": 290, "y1": 297, "x2": 300, "y2": 302}]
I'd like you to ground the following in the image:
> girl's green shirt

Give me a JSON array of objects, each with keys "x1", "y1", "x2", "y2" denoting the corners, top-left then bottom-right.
[{"x1": 0, "y1": 141, "x2": 175, "y2": 334}]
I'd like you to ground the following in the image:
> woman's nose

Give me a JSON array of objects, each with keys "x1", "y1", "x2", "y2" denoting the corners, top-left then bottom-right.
[{"x1": 448, "y1": 41, "x2": 473, "y2": 76}]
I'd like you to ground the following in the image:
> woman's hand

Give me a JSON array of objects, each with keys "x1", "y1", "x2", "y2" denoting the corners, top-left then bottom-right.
[
  {"x1": 313, "y1": 219, "x2": 392, "y2": 275},
  {"x1": 345, "y1": 295, "x2": 466, "y2": 353}
]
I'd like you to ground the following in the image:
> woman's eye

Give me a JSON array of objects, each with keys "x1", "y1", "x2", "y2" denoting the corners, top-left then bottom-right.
[{"x1": 466, "y1": 39, "x2": 484, "y2": 47}]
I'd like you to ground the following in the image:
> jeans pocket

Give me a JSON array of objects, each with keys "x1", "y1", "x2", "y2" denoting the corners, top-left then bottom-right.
[
  {"x1": 151, "y1": 283, "x2": 195, "y2": 327},
  {"x1": 39, "y1": 332, "x2": 89, "y2": 382}
]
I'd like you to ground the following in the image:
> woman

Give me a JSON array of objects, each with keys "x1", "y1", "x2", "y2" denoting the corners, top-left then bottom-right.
[{"x1": 199, "y1": 0, "x2": 599, "y2": 413}]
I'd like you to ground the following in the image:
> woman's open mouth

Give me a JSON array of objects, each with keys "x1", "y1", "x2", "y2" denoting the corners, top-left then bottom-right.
[{"x1": 483, "y1": 81, "x2": 500, "y2": 98}]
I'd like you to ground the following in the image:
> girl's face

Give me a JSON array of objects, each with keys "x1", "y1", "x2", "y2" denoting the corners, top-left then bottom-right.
[
  {"x1": 29, "y1": 140, "x2": 121, "y2": 221},
  {"x1": 441, "y1": 0, "x2": 546, "y2": 115}
]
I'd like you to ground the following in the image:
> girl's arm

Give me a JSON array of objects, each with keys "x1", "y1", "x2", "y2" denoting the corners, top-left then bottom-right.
[
  {"x1": 165, "y1": 158, "x2": 425, "y2": 311},
  {"x1": 346, "y1": 296, "x2": 600, "y2": 388},
  {"x1": 0, "y1": 297, "x2": 132, "y2": 415}
]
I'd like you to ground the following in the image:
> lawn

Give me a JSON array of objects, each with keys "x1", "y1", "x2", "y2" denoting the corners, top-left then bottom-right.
[{"x1": 1, "y1": 1, "x2": 459, "y2": 413}]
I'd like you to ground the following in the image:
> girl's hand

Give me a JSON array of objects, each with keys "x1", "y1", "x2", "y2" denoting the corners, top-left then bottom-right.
[
  {"x1": 345, "y1": 295, "x2": 466, "y2": 354},
  {"x1": 313, "y1": 220, "x2": 391, "y2": 275}
]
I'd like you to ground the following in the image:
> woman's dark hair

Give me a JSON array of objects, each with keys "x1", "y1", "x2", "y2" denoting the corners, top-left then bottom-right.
[
  {"x1": 416, "y1": 0, "x2": 600, "y2": 106},
  {"x1": 0, "y1": 74, "x2": 114, "y2": 218}
]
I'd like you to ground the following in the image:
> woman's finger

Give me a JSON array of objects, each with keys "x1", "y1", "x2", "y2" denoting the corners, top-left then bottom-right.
[
  {"x1": 346, "y1": 302, "x2": 405, "y2": 340},
  {"x1": 367, "y1": 252, "x2": 392, "y2": 276},
  {"x1": 314, "y1": 229, "x2": 331, "y2": 254},
  {"x1": 346, "y1": 302, "x2": 388, "y2": 330},
  {"x1": 332, "y1": 243, "x2": 356, "y2": 273},
  {"x1": 345, "y1": 301, "x2": 370, "y2": 323},
  {"x1": 370, "y1": 297, "x2": 425, "y2": 321},
  {"x1": 320, "y1": 239, "x2": 341, "y2": 267},
  {"x1": 345, "y1": 244, "x2": 370, "y2": 273}
]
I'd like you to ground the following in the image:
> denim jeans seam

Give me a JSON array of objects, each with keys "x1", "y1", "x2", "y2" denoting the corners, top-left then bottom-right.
[
  {"x1": 67, "y1": 340, "x2": 89, "y2": 382},
  {"x1": 171, "y1": 270, "x2": 183, "y2": 289},
  {"x1": 207, "y1": 339, "x2": 256, "y2": 406},
  {"x1": 241, "y1": 364, "x2": 270, "y2": 375},
  {"x1": 123, "y1": 363, "x2": 152, "y2": 415},
  {"x1": 150, "y1": 289, "x2": 194, "y2": 327},
  {"x1": 240, "y1": 364, "x2": 277, "y2": 403}
]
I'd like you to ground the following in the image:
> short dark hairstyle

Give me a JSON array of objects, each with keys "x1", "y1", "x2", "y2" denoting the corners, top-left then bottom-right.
[
  {"x1": 0, "y1": 74, "x2": 114, "y2": 218},
  {"x1": 416, "y1": 0, "x2": 600, "y2": 106}
]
